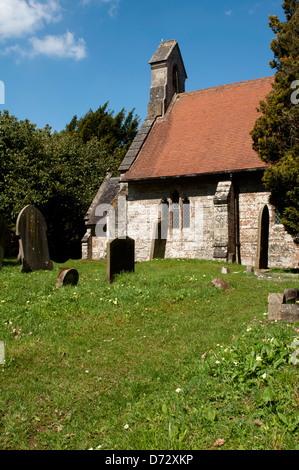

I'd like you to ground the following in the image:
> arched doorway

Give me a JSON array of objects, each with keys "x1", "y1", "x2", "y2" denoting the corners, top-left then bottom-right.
[{"x1": 256, "y1": 205, "x2": 269, "y2": 269}]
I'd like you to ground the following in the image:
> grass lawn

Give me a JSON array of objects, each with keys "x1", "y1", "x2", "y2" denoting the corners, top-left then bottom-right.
[{"x1": 0, "y1": 257, "x2": 298, "y2": 450}]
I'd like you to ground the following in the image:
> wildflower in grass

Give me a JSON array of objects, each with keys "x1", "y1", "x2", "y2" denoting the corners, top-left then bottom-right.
[
  {"x1": 262, "y1": 373, "x2": 267, "y2": 379},
  {"x1": 256, "y1": 355, "x2": 262, "y2": 362},
  {"x1": 124, "y1": 424, "x2": 129, "y2": 429},
  {"x1": 233, "y1": 361, "x2": 238, "y2": 366},
  {"x1": 175, "y1": 388, "x2": 182, "y2": 393},
  {"x1": 215, "y1": 360, "x2": 220, "y2": 364}
]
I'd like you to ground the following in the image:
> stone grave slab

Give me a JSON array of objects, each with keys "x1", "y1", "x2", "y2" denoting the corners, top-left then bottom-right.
[
  {"x1": 268, "y1": 290, "x2": 299, "y2": 322},
  {"x1": 107, "y1": 236, "x2": 135, "y2": 283},
  {"x1": 212, "y1": 277, "x2": 233, "y2": 291},
  {"x1": 56, "y1": 267, "x2": 79, "y2": 287},
  {"x1": 221, "y1": 266, "x2": 230, "y2": 274},
  {"x1": 268, "y1": 293, "x2": 284, "y2": 321},
  {"x1": 16, "y1": 205, "x2": 53, "y2": 272}
]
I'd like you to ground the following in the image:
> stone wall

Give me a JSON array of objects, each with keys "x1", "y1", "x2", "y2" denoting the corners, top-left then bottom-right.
[
  {"x1": 81, "y1": 227, "x2": 107, "y2": 260},
  {"x1": 123, "y1": 173, "x2": 299, "y2": 268},
  {"x1": 238, "y1": 174, "x2": 298, "y2": 268},
  {"x1": 84, "y1": 172, "x2": 299, "y2": 269},
  {"x1": 126, "y1": 178, "x2": 217, "y2": 262}
]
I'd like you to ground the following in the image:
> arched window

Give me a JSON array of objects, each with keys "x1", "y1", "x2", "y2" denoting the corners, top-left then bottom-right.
[
  {"x1": 172, "y1": 191, "x2": 180, "y2": 229},
  {"x1": 182, "y1": 198, "x2": 190, "y2": 228}
]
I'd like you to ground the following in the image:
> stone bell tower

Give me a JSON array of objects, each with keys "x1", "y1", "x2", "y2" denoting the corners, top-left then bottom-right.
[{"x1": 147, "y1": 40, "x2": 187, "y2": 118}]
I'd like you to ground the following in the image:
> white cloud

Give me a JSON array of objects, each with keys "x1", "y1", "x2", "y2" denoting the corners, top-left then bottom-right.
[
  {"x1": 225, "y1": 10, "x2": 232, "y2": 16},
  {"x1": 0, "y1": 1, "x2": 87, "y2": 61},
  {"x1": 28, "y1": 32, "x2": 87, "y2": 60},
  {"x1": 0, "y1": 0, "x2": 61, "y2": 41}
]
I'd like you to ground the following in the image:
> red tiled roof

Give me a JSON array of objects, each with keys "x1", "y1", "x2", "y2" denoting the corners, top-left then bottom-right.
[{"x1": 124, "y1": 76, "x2": 273, "y2": 180}]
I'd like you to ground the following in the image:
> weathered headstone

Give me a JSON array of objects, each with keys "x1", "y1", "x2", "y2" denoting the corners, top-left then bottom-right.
[
  {"x1": 56, "y1": 267, "x2": 79, "y2": 288},
  {"x1": 212, "y1": 277, "x2": 233, "y2": 291},
  {"x1": 268, "y1": 290, "x2": 299, "y2": 322},
  {"x1": 0, "y1": 341, "x2": 4, "y2": 365},
  {"x1": 221, "y1": 266, "x2": 230, "y2": 274},
  {"x1": 107, "y1": 236, "x2": 135, "y2": 283},
  {"x1": 268, "y1": 293, "x2": 284, "y2": 321},
  {"x1": 0, "y1": 214, "x2": 6, "y2": 271},
  {"x1": 16, "y1": 205, "x2": 53, "y2": 273},
  {"x1": 280, "y1": 304, "x2": 299, "y2": 323},
  {"x1": 283, "y1": 288, "x2": 299, "y2": 304}
]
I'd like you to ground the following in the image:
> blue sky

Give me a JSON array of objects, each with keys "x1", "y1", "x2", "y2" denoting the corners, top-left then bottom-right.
[{"x1": 0, "y1": 0, "x2": 284, "y2": 132}]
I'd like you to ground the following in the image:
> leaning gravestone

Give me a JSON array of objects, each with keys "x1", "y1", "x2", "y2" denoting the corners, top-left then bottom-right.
[
  {"x1": 0, "y1": 214, "x2": 6, "y2": 271},
  {"x1": 56, "y1": 267, "x2": 79, "y2": 288},
  {"x1": 16, "y1": 205, "x2": 53, "y2": 273},
  {"x1": 107, "y1": 236, "x2": 135, "y2": 283}
]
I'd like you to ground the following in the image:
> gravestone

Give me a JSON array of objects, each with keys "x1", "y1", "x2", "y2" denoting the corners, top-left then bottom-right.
[
  {"x1": 268, "y1": 293, "x2": 284, "y2": 321},
  {"x1": 107, "y1": 236, "x2": 135, "y2": 283},
  {"x1": 0, "y1": 214, "x2": 6, "y2": 271},
  {"x1": 56, "y1": 267, "x2": 79, "y2": 288},
  {"x1": 212, "y1": 277, "x2": 233, "y2": 291},
  {"x1": 221, "y1": 266, "x2": 230, "y2": 274},
  {"x1": 283, "y1": 288, "x2": 299, "y2": 304},
  {"x1": 0, "y1": 341, "x2": 4, "y2": 365},
  {"x1": 16, "y1": 205, "x2": 53, "y2": 273},
  {"x1": 268, "y1": 290, "x2": 299, "y2": 322}
]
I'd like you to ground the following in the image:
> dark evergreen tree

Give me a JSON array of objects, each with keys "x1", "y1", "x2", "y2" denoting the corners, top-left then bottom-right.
[{"x1": 65, "y1": 102, "x2": 140, "y2": 163}]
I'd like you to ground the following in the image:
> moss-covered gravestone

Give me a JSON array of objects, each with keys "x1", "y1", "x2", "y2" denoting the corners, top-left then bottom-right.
[
  {"x1": 106, "y1": 236, "x2": 135, "y2": 283},
  {"x1": 16, "y1": 205, "x2": 53, "y2": 273},
  {"x1": 0, "y1": 214, "x2": 6, "y2": 271}
]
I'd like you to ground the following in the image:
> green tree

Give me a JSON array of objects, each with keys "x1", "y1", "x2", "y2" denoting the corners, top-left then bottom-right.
[
  {"x1": 0, "y1": 102, "x2": 139, "y2": 261},
  {"x1": 250, "y1": 0, "x2": 299, "y2": 240},
  {"x1": 65, "y1": 102, "x2": 140, "y2": 162},
  {"x1": 0, "y1": 111, "x2": 122, "y2": 261}
]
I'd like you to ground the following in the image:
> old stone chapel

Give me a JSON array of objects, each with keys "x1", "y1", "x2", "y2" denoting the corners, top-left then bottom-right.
[{"x1": 82, "y1": 40, "x2": 299, "y2": 269}]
